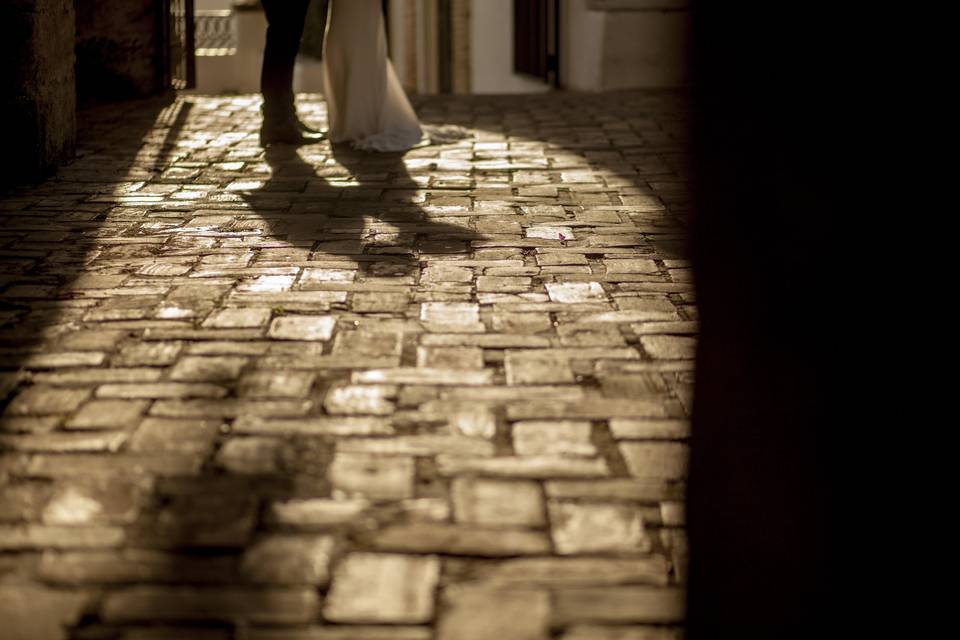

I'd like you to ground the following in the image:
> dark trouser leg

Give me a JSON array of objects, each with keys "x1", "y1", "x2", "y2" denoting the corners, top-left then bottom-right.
[{"x1": 260, "y1": 0, "x2": 312, "y2": 119}]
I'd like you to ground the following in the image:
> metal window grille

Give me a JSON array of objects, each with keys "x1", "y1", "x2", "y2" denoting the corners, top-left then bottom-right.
[
  {"x1": 168, "y1": 0, "x2": 197, "y2": 89},
  {"x1": 195, "y1": 10, "x2": 235, "y2": 53}
]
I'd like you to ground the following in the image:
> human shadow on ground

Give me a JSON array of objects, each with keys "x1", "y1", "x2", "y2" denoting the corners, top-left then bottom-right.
[{"x1": 236, "y1": 139, "x2": 480, "y2": 280}]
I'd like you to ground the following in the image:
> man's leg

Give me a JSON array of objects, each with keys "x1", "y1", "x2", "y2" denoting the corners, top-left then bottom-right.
[{"x1": 260, "y1": 0, "x2": 322, "y2": 143}]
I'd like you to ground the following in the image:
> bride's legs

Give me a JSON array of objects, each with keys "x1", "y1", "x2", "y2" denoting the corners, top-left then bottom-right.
[
  {"x1": 323, "y1": 0, "x2": 422, "y2": 150},
  {"x1": 323, "y1": 0, "x2": 385, "y2": 141}
]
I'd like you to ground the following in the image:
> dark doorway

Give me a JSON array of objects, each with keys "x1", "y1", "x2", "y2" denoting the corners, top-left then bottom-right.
[{"x1": 514, "y1": 0, "x2": 559, "y2": 86}]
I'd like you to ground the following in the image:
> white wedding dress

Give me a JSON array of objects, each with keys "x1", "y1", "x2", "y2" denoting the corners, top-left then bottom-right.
[{"x1": 322, "y1": 0, "x2": 425, "y2": 151}]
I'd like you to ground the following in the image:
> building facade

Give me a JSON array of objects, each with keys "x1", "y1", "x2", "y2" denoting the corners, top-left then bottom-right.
[{"x1": 189, "y1": 0, "x2": 689, "y2": 95}]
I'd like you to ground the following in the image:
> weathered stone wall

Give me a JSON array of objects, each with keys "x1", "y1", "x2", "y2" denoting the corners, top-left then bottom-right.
[
  {"x1": 0, "y1": 0, "x2": 76, "y2": 187},
  {"x1": 75, "y1": 0, "x2": 162, "y2": 103}
]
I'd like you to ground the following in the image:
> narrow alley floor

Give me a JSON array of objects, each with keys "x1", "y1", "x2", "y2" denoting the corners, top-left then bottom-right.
[{"x1": 0, "y1": 91, "x2": 694, "y2": 640}]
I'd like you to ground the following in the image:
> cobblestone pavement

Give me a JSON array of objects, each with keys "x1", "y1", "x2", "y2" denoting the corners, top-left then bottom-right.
[{"x1": 0, "y1": 91, "x2": 694, "y2": 640}]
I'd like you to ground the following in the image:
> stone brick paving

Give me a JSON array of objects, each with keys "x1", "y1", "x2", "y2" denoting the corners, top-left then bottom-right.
[{"x1": 0, "y1": 91, "x2": 694, "y2": 640}]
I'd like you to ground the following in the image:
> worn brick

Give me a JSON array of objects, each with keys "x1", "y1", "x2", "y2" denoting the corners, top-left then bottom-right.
[
  {"x1": 65, "y1": 399, "x2": 150, "y2": 430},
  {"x1": 6, "y1": 387, "x2": 91, "y2": 415},
  {"x1": 513, "y1": 421, "x2": 596, "y2": 457},
  {"x1": 238, "y1": 370, "x2": 316, "y2": 398},
  {"x1": 549, "y1": 503, "x2": 652, "y2": 555},
  {"x1": 553, "y1": 586, "x2": 686, "y2": 624},
  {"x1": 113, "y1": 342, "x2": 183, "y2": 366},
  {"x1": 505, "y1": 351, "x2": 576, "y2": 385},
  {"x1": 437, "y1": 585, "x2": 550, "y2": 640},
  {"x1": 324, "y1": 553, "x2": 439, "y2": 623},
  {"x1": 329, "y1": 453, "x2": 415, "y2": 500},
  {"x1": 169, "y1": 356, "x2": 248, "y2": 382},
  {"x1": 323, "y1": 385, "x2": 396, "y2": 416},
  {"x1": 619, "y1": 442, "x2": 689, "y2": 479},
  {"x1": 203, "y1": 308, "x2": 272, "y2": 328},
  {"x1": 268, "y1": 316, "x2": 336, "y2": 341},
  {"x1": 101, "y1": 587, "x2": 320, "y2": 624},
  {"x1": 452, "y1": 477, "x2": 545, "y2": 527},
  {"x1": 0, "y1": 585, "x2": 89, "y2": 640},
  {"x1": 471, "y1": 556, "x2": 670, "y2": 587},
  {"x1": 241, "y1": 535, "x2": 335, "y2": 585}
]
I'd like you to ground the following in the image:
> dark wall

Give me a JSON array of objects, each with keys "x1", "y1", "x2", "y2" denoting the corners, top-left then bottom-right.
[
  {"x1": 0, "y1": 0, "x2": 76, "y2": 188},
  {"x1": 686, "y1": 2, "x2": 899, "y2": 638},
  {"x1": 1, "y1": 0, "x2": 168, "y2": 186},
  {"x1": 75, "y1": 0, "x2": 163, "y2": 104}
]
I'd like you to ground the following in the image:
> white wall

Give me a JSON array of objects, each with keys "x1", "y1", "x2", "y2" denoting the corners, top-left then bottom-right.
[
  {"x1": 470, "y1": 0, "x2": 551, "y2": 94},
  {"x1": 602, "y1": 9, "x2": 688, "y2": 89},
  {"x1": 560, "y1": 0, "x2": 689, "y2": 90},
  {"x1": 560, "y1": 0, "x2": 605, "y2": 92},
  {"x1": 196, "y1": 0, "x2": 233, "y2": 10},
  {"x1": 232, "y1": 7, "x2": 266, "y2": 92}
]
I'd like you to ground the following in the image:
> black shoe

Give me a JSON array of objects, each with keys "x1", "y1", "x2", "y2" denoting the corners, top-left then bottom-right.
[
  {"x1": 260, "y1": 102, "x2": 326, "y2": 145},
  {"x1": 294, "y1": 117, "x2": 325, "y2": 136},
  {"x1": 260, "y1": 119, "x2": 325, "y2": 146}
]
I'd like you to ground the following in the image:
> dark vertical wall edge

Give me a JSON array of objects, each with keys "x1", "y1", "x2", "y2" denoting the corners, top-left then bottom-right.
[
  {"x1": 76, "y1": 0, "x2": 167, "y2": 104},
  {"x1": 0, "y1": 0, "x2": 77, "y2": 189},
  {"x1": 685, "y1": 1, "x2": 904, "y2": 637}
]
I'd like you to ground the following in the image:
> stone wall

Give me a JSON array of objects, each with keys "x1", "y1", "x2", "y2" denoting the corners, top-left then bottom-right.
[
  {"x1": 0, "y1": 0, "x2": 76, "y2": 187},
  {"x1": 75, "y1": 0, "x2": 162, "y2": 103}
]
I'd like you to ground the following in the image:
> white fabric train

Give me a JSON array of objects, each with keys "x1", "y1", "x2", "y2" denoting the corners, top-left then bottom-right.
[{"x1": 322, "y1": 0, "x2": 424, "y2": 151}]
